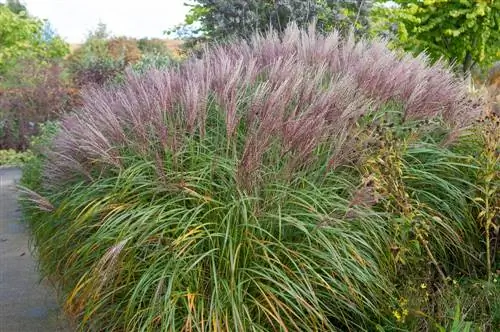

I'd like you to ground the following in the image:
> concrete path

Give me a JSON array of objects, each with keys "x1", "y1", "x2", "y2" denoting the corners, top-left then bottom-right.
[{"x1": 0, "y1": 167, "x2": 71, "y2": 332}]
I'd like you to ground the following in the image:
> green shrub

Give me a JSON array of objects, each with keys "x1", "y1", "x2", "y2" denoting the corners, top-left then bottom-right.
[
  {"x1": 0, "y1": 148, "x2": 32, "y2": 166},
  {"x1": 137, "y1": 38, "x2": 171, "y2": 55},
  {"x1": 0, "y1": 4, "x2": 72, "y2": 151},
  {"x1": 131, "y1": 52, "x2": 176, "y2": 73},
  {"x1": 68, "y1": 39, "x2": 126, "y2": 87},
  {"x1": 20, "y1": 121, "x2": 59, "y2": 200},
  {"x1": 68, "y1": 36, "x2": 142, "y2": 87},
  {"x1": 0, "y1": 5, "x2": 69, "y2": 74},
  {"x1": 21, "y1": 25, "x2": 498, "y2": 331}
]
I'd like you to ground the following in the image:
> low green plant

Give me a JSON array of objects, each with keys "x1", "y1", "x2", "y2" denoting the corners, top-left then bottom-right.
[
  {"x1": 435, "y1": 303, "x2": 474, "y2": 332},
  {"x1": 473, "y1": 113, "x2": 500, "y2": 281},
  {"x1": 0, "y1": 148, "x2": 33, "y2": 166},
  {"x1": 426, "y1": 277, "x2": 500, "y2": 331},
  {"x1": 68, "y1": 48, "x2": 126, "y2": 86},
  {"x1": 137, "y1": 38, "x2": 171, "y2": 55},
  {"x1": 19, "y1": 121, "x2": 59, "y2": 195}
]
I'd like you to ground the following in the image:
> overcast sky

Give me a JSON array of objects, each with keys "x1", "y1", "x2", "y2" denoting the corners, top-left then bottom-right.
[{"x1": 24, "y1": 0, "x2": 190, "y2": 43}]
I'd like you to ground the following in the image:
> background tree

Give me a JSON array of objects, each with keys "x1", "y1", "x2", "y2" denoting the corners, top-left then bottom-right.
[
  {"x1": 321, "y1": 0, "x2": 374, "y2": 34},
  {"x1": 67, "y1": 24, "x2": 126, "y2": 87},
  {"x1": 0, "y1": 5, "x2": 68, "y2": 73},
  {"x1": 87, "y1": 21, "x2": 110, "y2": 40},
  {"x1": 0, "y1": 0, "x2": 27, "y2": 14},
  {"x1": 172, "y1": 0, "x2": 373, "y2": 45},
  {"x1": 373, "y1": 0, "x2": 500, "y2": 73},
  {"x1": 0, "y1": 3, "x2": 71, "y2": 150}
]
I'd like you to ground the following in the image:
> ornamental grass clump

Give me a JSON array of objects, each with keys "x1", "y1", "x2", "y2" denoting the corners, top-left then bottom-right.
[{"x1": 22, "y1": 24, "x2": 490, "y2": 330}]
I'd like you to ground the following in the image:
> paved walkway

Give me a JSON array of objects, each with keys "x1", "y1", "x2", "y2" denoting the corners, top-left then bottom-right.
[{"x1": 0, "y1": 167, "x2": 71, "y2": 332}]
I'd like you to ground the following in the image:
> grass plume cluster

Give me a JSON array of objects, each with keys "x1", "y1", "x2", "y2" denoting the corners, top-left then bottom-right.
[{"x1": 21, "y1": 25, "x2": 498, "y2": 331}]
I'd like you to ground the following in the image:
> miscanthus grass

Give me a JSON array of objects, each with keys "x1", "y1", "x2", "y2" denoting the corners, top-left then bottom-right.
[{"x1": 21, "y1": 24, "x2": 496, "y2": 331}]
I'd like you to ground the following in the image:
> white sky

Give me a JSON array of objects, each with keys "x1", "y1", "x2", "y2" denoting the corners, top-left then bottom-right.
[{"x1": 24, "y1": 0, "x2": 191, "y2": 43}]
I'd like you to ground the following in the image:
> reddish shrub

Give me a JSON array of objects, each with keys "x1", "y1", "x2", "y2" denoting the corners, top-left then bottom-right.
[
  {"x1": 68, "y1": 37, "x2": 143, "y2": 87},
  {"x1": 0, "y1": 62, "x2": 79, "y2": 150}
]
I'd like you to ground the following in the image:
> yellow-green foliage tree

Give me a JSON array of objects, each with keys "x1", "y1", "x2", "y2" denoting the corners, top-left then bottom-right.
[
  {"x1": 0, "y1": 5, "x2": 68, "y2": 73},
  {"x1": 375, "y1": 0, "x2": 500, "y2": 72}
]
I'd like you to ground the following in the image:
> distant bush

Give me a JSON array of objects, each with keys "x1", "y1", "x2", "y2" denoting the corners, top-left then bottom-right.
[
  {"x1": 68, "y1": 36, "x2": 143, "y2": 87},
  {"x1": 22, "y1": 25, "x2": 498, "y2": 331},
  {"x1": 0, "y1": 61, "x2": 78, "y2": 150},
  {"x1": 0, "y1": 148, "x2": 33, "y2": 166},
  {"x1": 67, "y1": 30, "x2": 181, "y2": 87},
  {"x1": 69, "y1": 55, "x2": 125, "y2": 87},
  {"x1": 0, "y1": 5, "x2": 69, "y2": 74},
  {"x1": 137, "y1": 38, "x2": 171, "y2": 55},
  {"x1": 106, "y1": 37, "x2": 142, "y2": 64}
]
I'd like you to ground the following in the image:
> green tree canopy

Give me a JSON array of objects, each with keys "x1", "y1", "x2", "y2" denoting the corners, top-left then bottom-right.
[
  {"x1": 0, "y1": 5, "x2": 68, "y2": 73},
  {"x1": 173, "y1": 0, "x2": 373, "y2": 43},
  {"x1": 374, "y1": 0, "x2": 500, "y2": 72}
]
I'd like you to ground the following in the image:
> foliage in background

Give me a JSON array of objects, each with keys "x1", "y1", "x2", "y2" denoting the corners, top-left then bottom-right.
[
  {"x1": 21, "y1": 25, "x2": 500, "y2": 331},
  {"x1": 131, "y1": 52, "x2": 176, "y2": 74},
  {"x1": 67, "y1": 27, "x2": 129, "y2": 87},
  {"x1": 137, "y1": 37, "x2": 172, "y2": 55},
  {"x1": 106, "y1": 37, "x2": 142, "y2": 64},
  {"x1": 0, "y1": 0, "x2": 26, "y2": 14},
  {"x1": 68, "y1": 24, "x2": 175, "y2": 86},
  {"x1": 0, "y1": 148, "x2": 32, "y2": 166},
  {"x1": 0, "y1": 4, "x2": 68, "y2": 73},
  {"x1": 319, "y1": 0, "x2": 374, "y2": 34},
  {"x1": 0, "y1": 61, "x2": 78, "y2": 150},
  {"x1": 0, "y1": 2, "x2": 71, "y2": 151},
  {"x1": 172, "y1": 0, "x2": 373, "y2": 46},
  {"x1": 20, "y1": 120, "x2": 59, "y2": 190},
  {"x1": 1, "y1": 14, "x2": 177, "y2": 152},
  {"x1": 373, "y1": 0, "x2": 500, "y2": 73}
]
